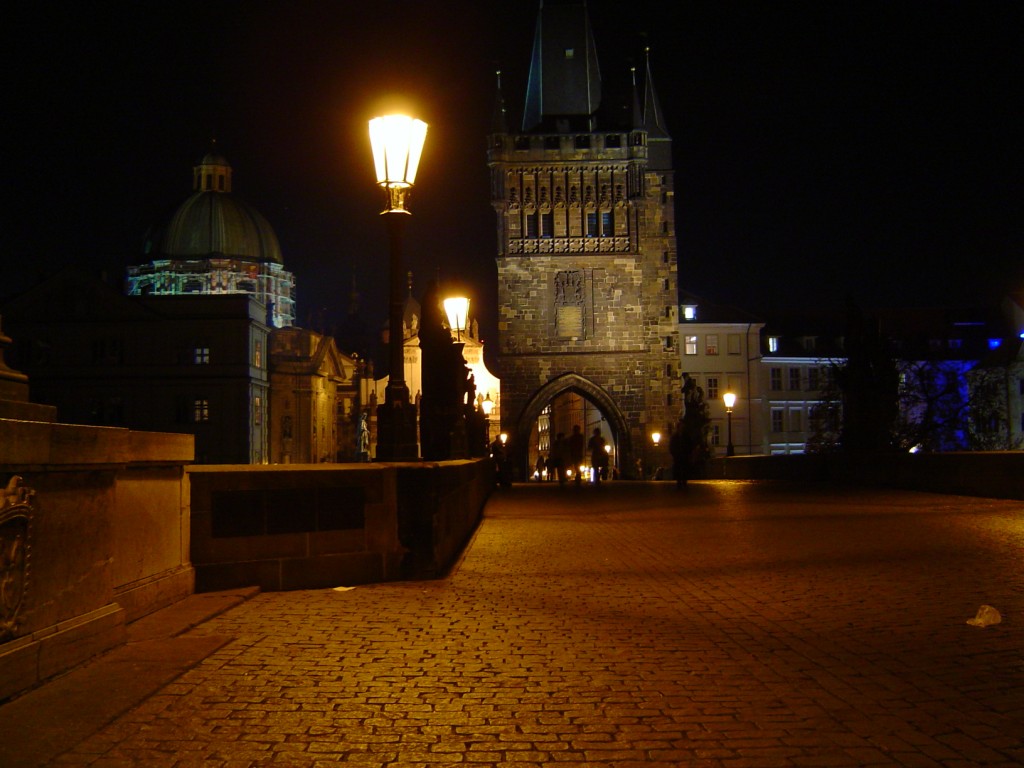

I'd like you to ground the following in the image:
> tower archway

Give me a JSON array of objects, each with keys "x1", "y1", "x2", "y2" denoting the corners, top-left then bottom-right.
[{"x1": 511, "y1": 372, "x2": 634, "y2": 480}]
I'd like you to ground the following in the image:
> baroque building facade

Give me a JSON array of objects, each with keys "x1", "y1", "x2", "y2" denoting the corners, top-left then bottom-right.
[
  {"x1": 125, "y1": 151, "x2": 296, "y2": 329},
  {"x1": 488, "y1": 2, "x2": 678, "y2": 477}
]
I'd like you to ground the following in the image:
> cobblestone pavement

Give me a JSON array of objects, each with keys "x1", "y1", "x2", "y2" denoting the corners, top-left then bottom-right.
[{"x1": 51, "y1": 482, "x2": 1024, "y2": 766}]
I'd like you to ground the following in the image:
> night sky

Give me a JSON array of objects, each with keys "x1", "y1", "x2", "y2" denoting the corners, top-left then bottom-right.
[{"x1": 4, "y1": 1, "x2": 1021, "y2": 354}]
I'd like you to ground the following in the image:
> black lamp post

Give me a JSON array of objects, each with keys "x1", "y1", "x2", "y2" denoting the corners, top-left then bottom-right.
[
  {"x1": 724, "y1": 391, "x2": 736, "y2": 457},
  {"x1": 370, "y1": 114, "x2": 427, "y2": 460}
]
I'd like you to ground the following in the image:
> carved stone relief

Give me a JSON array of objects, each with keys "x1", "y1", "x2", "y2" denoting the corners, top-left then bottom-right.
[{"x1": 0, "y1": 475, "x2": 34, "y2": 642}]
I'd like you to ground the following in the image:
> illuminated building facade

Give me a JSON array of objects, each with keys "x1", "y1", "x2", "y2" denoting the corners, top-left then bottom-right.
[
  {"x1": 269, "y1": 327, "x2": 362, "y2": 464},
  {"x1": 125, "y1": 151, "x2": 296, "y2": 329},
  {"x1": 489, "y1": 2, "x2": 678, "y2": 478}
]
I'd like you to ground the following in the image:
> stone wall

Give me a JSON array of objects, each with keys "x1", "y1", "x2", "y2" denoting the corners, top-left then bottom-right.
[
  {"x1": 189, "y1": 459, "x2": 493, "y2": 592},
  {"x1": 708, "y1": 452, "x2": 1024, "y2": 500},
  {"x1": 0, "y1": 418, "x2": 193, "y2": 701}
]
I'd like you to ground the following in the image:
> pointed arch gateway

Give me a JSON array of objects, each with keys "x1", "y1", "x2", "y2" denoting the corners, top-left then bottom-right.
[{"x1": 512, "y1": 372, "x2": 634, "y2": 480}]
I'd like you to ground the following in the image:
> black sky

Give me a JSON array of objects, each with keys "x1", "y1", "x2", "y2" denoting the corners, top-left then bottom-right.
[{"x1": 4, "y1": 1, "x2": 1021, "y2": 350}]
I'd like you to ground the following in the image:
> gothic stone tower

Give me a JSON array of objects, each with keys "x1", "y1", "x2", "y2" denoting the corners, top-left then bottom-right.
[{"x1": 488, "y1": 1, "x2": 679, "y2": 478}]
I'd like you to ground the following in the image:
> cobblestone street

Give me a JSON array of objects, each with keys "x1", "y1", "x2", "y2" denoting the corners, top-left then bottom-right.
[{"x1": 12, "y1": 481, "x2": 1024, "y2": 766}]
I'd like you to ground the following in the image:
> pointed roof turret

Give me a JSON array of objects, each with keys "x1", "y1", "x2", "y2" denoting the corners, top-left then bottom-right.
[
  {"x1": 642, "y1": 48, "x2": 669, "y2": 139},
  {"x1": 642, "y1": 47, "x2": 673, "y2": 169},
  {"x1": 522, "y1": 1, "x2": 602, "y2": 132}
]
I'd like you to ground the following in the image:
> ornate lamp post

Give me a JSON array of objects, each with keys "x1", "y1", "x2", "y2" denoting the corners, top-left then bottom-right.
[
  {"x1": 369, "y1": 114, "x2": 428, "y2": 460},
  {"x1": 651, "y1": 430, "x2": 661, "y2": 480},
  {"x1": 723, "y1": 391, "x2": 736, "y2": 457}
]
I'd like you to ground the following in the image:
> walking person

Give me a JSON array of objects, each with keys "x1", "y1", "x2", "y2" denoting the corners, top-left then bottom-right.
[
  {"x1": 568, "y1": 425, "x2": 585, "y2": 485},
  {"x1": 587, "y1": 428, "x2": 608, "y2": 484},
  {"x1": 535, "y1": 453, "x2": 547, "y2": 482},
  {"x1": 551, "y1": 432, "x2": 568, "y2": 486}
]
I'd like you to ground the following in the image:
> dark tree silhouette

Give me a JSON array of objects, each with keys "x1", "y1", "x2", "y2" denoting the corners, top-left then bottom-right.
[{"x1": 835, "y1": 299, "x2": 899, "y2": 452}]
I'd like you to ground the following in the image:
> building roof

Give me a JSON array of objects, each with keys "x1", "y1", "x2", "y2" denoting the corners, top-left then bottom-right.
[{"x1": 143, "y1": 152, "x2": 283, "y2": 265}]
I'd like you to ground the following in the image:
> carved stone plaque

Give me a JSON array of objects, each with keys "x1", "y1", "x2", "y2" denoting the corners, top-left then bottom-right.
[{"x1": 0, "y1": 476, "x2": 34, "y2": 642}]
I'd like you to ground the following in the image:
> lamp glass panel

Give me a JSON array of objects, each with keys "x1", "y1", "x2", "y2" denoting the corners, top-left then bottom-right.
[
  {"x1": 369, "y1": 115, "x2": 428, "y2": 186},
  {"x1": 443, "y1": 297, "x2": 470, "y2": 333}
]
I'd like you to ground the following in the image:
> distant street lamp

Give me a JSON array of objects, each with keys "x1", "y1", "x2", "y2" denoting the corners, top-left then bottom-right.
[
  {"x1": 443, "y1": 296, "x2": 470, "y2": 343},
  {"x1": 369, "y1": 114, "x2": 428, "y2": 460},
  {"x1": 723, "y1": 391, "x2": 736, "y2": 457},
  {"x1": 481, "y1": 392, "x2": 494, "y2": 442},
  {"x1": 651, "y1": 431, "x2": 661, "y2": 447}
]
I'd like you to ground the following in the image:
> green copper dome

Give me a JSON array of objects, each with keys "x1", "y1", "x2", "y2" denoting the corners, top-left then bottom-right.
[{"x1": 149, "y1": 152, "x2": 283, "y2": 265}]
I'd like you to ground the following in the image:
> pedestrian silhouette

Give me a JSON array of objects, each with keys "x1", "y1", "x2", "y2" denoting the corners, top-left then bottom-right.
[{"x1": 568, "y1": 425, "x2": 585, "y2": 485}]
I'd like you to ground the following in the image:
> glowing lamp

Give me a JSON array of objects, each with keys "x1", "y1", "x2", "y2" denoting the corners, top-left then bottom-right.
[
  {"x1": 723, "y1": 392, "x2": 736, "y2": 456},
  {"x1": 369, "y1": 115, "x2": 428, "y2": 213},
  {"x1": 651, "y1": 431, "x2": 661, "y2": 446},
  {"x1": 499, "y1": 433, "x2": 508, "y2": 445},
  {"x1": 481, "y1": 393, "x2": 494, "y2": 417},
  {"x1": 443, "y1": 296, "x2": 470, "y2": 342}
]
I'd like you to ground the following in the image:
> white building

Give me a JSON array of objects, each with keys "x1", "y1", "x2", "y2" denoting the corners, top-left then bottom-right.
[{"x1": 677, "y1": 291, "x2": 764, "y2": 456}]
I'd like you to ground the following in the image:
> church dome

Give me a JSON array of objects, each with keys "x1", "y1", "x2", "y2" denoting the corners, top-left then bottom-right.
[{"x1": 147, "y1": 152, "x2": 283, "y2": 265}]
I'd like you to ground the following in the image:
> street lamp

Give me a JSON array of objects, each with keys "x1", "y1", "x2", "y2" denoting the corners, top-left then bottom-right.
[
  {"x1": 481, "y1": 392, "x2": 494, "y2": 442},
  {"x1": 369, "y1": 114, "x2": 428, "y2": 460},
  {"x1": 651, "y1": 431, "x2": 661, "y2": 447},
  {"x1": 443, "y1": 296, "x2": 469, "y2": 343},
  {"x1": 723, "y1": 391, "x2": 736, "y2": 457}
]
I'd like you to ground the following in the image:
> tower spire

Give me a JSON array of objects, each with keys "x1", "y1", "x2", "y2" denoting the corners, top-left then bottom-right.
[{"x1": 522, "y1": 1, "x2": 602, "y2": 132}]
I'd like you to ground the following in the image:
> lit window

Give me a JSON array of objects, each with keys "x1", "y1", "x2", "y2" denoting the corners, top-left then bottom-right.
[
  {"x1": 768, "y1": 336, "x2": 780, "y2": 353},
  {"x1": 254, "y1": 395, "x2": 262, "y2": 426},
  {"x1": 682, "y1": 305, "x2": 697, "y2": 321},
  {"x1": 706, "y1": 335, "x2": 719, "y2": 355},
  {"x1": 685, "y1": 335, "x2": 698, "y2": 355},
  {"x1": 193, "y1": 346, "x2": 210, "y2": 364},
  {"x1": 254, "y1": 341, "x2": 263, "y2": 368},
  {"x1": 193, "y1": 399, "x2": 210, "y2": 423}
]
